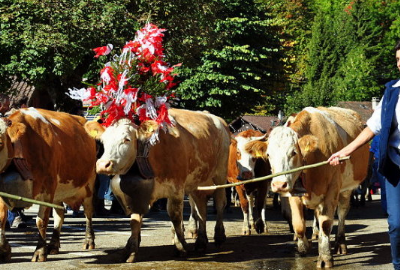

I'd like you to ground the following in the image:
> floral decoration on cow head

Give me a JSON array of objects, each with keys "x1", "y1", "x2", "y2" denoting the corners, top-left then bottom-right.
[{"x1": 68, "y1": 23, "x2": 180, "y2": 143}]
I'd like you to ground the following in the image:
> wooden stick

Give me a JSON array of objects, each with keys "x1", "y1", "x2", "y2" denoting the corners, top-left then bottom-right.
[
  {"x1": 0, "y1": 191, "x2": 65, "y2": 210},
  {"x1": 197, "y1": 156, "x2": 350, "y2": 191}
]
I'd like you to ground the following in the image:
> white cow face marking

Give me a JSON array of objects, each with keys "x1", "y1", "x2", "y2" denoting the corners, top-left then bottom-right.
[
  {"x1": 97, "y1": 119, "x2": 138, "y2": 175},
  {"x1": 236, "y1": 136, "x2": 258, "y2": 180},
  {"x1": 267, "y1": 126, "x2": 302, "y2": 193}
]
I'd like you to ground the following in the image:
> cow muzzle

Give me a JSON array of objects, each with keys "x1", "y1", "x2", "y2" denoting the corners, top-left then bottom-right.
[
  {"x1": 96, "y1": 159, "x2": 115, "y2": 175},
  {"x1": 271, "y1": 180, "x2": 290, "y2": 193}
]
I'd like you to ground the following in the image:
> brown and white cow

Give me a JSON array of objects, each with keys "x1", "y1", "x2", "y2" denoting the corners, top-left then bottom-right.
[
  {"x1": 252, "y1": 107, "x2": 368, "y2": 268},
  {"x1": 227, "y1": 130, "x2": 270, "y2": 235},
  {"x1": 85, "y1": 108, "x2": 230, "y2": 263},
  {"x1": 0, "y1": 108, "x2": 97, "y2": 262}
]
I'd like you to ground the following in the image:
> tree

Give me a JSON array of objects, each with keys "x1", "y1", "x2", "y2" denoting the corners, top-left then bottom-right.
[
  {"x1": 0, "y1": 0, "x2": 140, "y2": 111},
  {"x1": 175, "y1": 0, "x2": 286, "y2": 121},
  {"x1": 286, "y1": 0, "x2": 383, "y2": 113}
]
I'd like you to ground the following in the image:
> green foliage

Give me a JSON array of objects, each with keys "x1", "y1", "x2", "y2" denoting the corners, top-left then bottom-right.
[
  {"x1": 175, "y1": 0, "x2": 285, "y2": 121},
  {"x1": 3, "y1": 0, "x2": 400, "y2": 119},
  {"x1": 0, "y1": 0, "x2": 138, "y2": 110},
  {"x1": 285, "y1": 0, "x2": 383, "y2": 114}
]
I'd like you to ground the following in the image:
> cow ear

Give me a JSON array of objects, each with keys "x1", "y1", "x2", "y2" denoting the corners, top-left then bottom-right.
[
  {"x1": 245, "y1": 140, "x2": 268, "y2": 159},
  {"x1": 137, "y1": 120, "x2": 159, "y2": 141},
  {"x1": 298, "y1": 135, "x2": 318, "y2": 157},
  {"x1": 7, "y1": 122, "x2": 27, "y2": 142},
  {"x1": 84, "y1": 121, "x2": 105, "y2": 140}
]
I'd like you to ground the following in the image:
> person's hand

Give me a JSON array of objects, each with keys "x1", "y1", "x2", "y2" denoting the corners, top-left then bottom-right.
[{"x1": 328, "y1": 150, "x2": 348, "y2": 166}]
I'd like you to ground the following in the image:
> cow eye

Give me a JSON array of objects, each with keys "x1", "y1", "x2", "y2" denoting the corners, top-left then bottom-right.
[
  {"x1": 291, "y1": 150, "x2": 297, "y2": 157},
  {"x1": 124, "y1": 138, "x2": 131, "y2": 143}
]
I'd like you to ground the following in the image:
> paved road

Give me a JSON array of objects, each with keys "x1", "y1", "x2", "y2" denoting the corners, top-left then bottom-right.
[{"x1": 0, "y1": 196, "x2": 393, "y2": 270}]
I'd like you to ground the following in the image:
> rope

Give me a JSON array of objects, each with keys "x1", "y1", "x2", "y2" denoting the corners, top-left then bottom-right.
[
  {"x1": 197, "y1": 156, "x2": 350, "y2": 191},
  {"x1": 0, "y1": 192, "x2": 64, "y2": 210}
]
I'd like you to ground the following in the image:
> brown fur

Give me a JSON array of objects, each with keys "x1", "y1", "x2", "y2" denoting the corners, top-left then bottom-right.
[
  {"x1": 227, "y1": 130, "x2": 271, "y2": 235},
  {"x1": 269, "y1": 106, "x2": 369, "y2": 267},
  {"x1": 0, "y1": 108, "x2": 97, "y2": 262}
]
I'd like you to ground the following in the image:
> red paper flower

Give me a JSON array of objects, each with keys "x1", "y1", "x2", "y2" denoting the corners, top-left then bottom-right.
[
  {"x1": 68, "y1": 23, "x2": 181, "y2": 134},
  {"x1": 93, "y1": 44, "x2": 113, "y2": 58}
]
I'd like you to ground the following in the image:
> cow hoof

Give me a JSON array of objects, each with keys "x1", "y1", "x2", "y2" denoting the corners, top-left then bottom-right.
[
  {"x1": 334, "y1": 243, "x2": 347, "y2": 255},
  {"x1": 83, "y1": 241, "x2": 95, "y2": 250},
  {"x1": 255, "y1": 225, "x2": 264, "y2": 234},
  {"x1": 214, "y1": 234, "x2": 226, "y2": 248},
  {"x1": 187, "y1": 231, "x2": 198, "y2": 239},
  {"x1": 194, "y1": 237, "x2": 208, "y2": 252},
  {"x1": 214, "y1": 226, "x2": 226, "y2": 247},
  {"x1": 311, "y1": 233, "x2": 319, "y2": 240},
  {"x1": 31, "y1": 249, "x2": 47, "y2": 262},
  {"x1": 242, "y1": 229, "x2": 251, "y2": 236},
  {"x1": 317, "y1": 257, "x2": 333, "y2": 268},
  {"x1": 173, "y1": 246, "x2": 188, "y2": 257},
  {"x1": 0, "y1": 241, "x2": 12, "y2": 263},
  {"x1": 297, "y1": 238, "x2": 310, "y2": 256},
  {"x1": 47, "y1": 245, "x2": 60, "y2": 255},
  {"x1": 254, "y1": 219, "x2": 265, "y2": 234},
  {"x1": 125, "y1": 252, "x2": 137, "y2": 263},
  {"x1": 0, "y1": 252, "x2": 11, "y2": 263}
]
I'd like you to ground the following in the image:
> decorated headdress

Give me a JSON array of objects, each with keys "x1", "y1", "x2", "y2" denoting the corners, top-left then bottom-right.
[{"x1": 68, "y1": 23, "x2": 180, "y2": 143}]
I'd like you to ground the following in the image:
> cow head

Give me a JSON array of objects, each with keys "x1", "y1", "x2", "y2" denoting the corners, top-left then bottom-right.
[
  {"x1": 235, "y1": 130, "x2": 267, "y2": 180},
  {"x1": 0, "y1": 118, "x2": 25, "y2": 172},
  {"x1": 85, "y1": 119, "x2": 159, "y2": 175},
  {"x1": 266, "y1": 126, "x2": 318, "y2": 193}
]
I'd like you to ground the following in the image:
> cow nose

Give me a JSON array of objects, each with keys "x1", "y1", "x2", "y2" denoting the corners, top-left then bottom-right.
[
  {"x1": 241, "y1": 171, "x2": 253, "y2": 180},
  {"x1": 97, "y1": 159, "x2": 114, "y2": 173},
  {"x1": 272, "y1": 181, "x2": 288, "y2": 192}
]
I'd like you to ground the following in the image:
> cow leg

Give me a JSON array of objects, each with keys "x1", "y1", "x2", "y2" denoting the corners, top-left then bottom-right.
[
  {"x1": 124, "y1": 213, "x2": 143, "y2": 263},
  {"x1": 81, "y1": 195, "x2": 95, "y2": 250},
  {"x1": 187, "y1": 196, "x2": 198, "y2": 239},
  {"x1": 334, "y1": 189, "x2": 352, "y2": 255},
  {"x1": 213, "y1": 187, "x2": 226, "y2": 247},
  {"x1": 315, "y1": 200, "x2": 337, "y2": 268},
  {"x1": 288, "y1": 196, "x2": 309, "y2": 255},
  {"x1": 48, "y1": 204, "x2": 64, "y2": 255},
  {"x1": 0, "y1": 199, "x2": 11, "y2": 262},
  {"x1": 254, "y1": 187, "x2": 268, "y2": 234},
  {"x1": 280, "y1": 196, "x2": 295, "y2": 235},
  {"x1": 312, "y1": 211, "x2": 320, "y2": 240},
  {"x1": 189, "y1": 192, "x2": 209, "y2": 252},
  {"x1": 32, "y1": 206, "x2": 51, "y2": 262},
  {"x1": 235, "y1": 186, "x2": 251, "y2": 235},
  {"x1": 247, "y1": 194, "x2": 255, "y2": 230},
  {"x1": 167, "y1": 196, "x2": 188, "y2": 256}
]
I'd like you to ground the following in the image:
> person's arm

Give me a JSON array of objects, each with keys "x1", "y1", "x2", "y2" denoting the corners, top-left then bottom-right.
[{"x1": 328, "y1": 126, "x2": 375, "y2": 165}]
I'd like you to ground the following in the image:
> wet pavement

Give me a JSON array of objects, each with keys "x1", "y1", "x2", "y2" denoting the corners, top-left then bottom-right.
[{"x1": 0, "y1": 195, "x2": 393, "y2": 270}]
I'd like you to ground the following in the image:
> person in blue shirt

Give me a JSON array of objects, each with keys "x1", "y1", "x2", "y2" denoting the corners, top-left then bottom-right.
[{"x1": 329, "y1": 40, "x2": 400, "y2": 270}]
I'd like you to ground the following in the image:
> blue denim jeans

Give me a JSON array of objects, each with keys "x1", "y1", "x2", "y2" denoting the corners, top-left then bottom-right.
[
  {"x1": 372, "y1": 161, "x2": 387, "y2": 213},
  {"x1": 386, "y1": 179, "x2": 400, "y2": 269},
  {"x1": 97, "y1": 174, "x2": 114, "y2": 201},
  {"x1": 7, "y1": 210, "x2": 18, "y2": 224}
]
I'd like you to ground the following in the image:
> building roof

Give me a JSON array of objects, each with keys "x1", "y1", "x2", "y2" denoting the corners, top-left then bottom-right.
[
  {"x1": 8, "y1": 78, "x2": 35, "y2": 107},
  {"x1": 335, "y1": 101, "x2": 373, "y2": 124},
  {"x1": 229, "y1": 115, "x2": 281, "y2": 134}
]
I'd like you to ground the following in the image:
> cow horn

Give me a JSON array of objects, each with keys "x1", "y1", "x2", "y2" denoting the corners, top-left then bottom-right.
[{"x1": 251, "y1": 134, "x2": 267, "y2": 141}]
